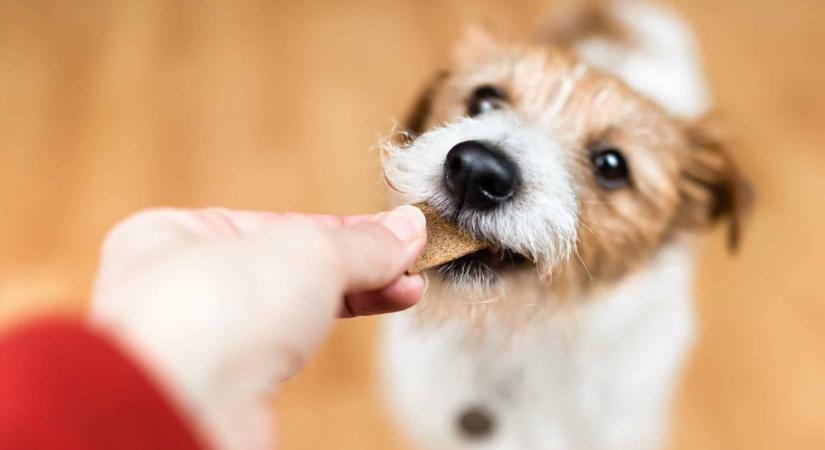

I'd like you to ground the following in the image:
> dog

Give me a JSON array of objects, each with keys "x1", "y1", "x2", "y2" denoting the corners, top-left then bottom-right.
[{"x1": 379, "y1": 1, "x2": 750, "y2": 450}]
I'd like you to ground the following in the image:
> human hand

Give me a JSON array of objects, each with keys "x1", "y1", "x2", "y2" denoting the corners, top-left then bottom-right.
[{"x1": 89, "y1": 206, "x2": 426, "y2": 450}]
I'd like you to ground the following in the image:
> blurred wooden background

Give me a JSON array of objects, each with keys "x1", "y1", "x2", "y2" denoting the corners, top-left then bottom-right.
[{"x1": 1, "y1": 0, "x2": 824, "y2": 448}]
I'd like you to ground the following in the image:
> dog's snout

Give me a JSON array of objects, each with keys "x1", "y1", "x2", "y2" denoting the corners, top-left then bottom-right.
[{"x1": 444, "y1": 140, "x2": 521, "y2": 210}]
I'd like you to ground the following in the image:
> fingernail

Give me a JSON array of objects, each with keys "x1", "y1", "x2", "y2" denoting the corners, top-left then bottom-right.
[{"x1": 379, "y1": 205, "x2": 426, "y2": 242}]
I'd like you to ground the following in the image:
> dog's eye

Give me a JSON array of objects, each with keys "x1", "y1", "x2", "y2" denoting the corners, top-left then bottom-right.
[
  {"x1": 590, "y1": 145, "x2": 630, "y2": 189},
  {"x1": 467, "y1": 85, "x2": 507, "y2": 117}
]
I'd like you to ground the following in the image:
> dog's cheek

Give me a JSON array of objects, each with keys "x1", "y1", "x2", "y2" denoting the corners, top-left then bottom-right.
[{"x1": 568, "y1": 175, "x2": 677, "y2": 293}]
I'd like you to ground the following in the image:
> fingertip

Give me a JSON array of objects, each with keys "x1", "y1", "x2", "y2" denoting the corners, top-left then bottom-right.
[
  {"x1": 378, "y1": 205, "x2": 427, "y2": 244},
  {"x1": 381, "y1": 274, "x2": 425, "y2": 308},
  {"x1": 334, "y1": 210, "x2": 425, "y2": 292},
  {"x1": 340, "y1": 274, "x2": 425, "y2": 318}
]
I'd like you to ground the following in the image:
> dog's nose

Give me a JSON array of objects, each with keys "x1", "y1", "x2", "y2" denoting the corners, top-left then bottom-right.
[{"x1": 444, "y1": 140, "x2": 520, "y2": 210}]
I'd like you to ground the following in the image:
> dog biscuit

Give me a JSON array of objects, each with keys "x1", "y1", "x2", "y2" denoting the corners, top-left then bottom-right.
[{"x1": 408, "y1": 203, "x2": 489, "y2": 273}]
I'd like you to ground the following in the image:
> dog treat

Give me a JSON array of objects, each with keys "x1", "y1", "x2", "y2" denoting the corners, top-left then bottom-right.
[{"x1": 408, "y1": 203, "x2": 489, "y2": 273}]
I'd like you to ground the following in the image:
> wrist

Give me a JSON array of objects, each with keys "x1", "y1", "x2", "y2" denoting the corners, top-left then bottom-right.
[{"x1": 90, "y1": 246, "x2": 280, "y2": 450}]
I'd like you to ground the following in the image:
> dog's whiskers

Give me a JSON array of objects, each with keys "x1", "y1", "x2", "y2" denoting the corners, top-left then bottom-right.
[
  {"x1": 578, "y1": 219, "x2": 607, "y2": 249},
  {"x1": 574, "y1": 246, "x2": 604, "y2": 298},
  {"x1": 578, "y1": 200, "x2": 606, "y2": 205},
  {"x1": 462, "y1": 296, "x2": 500, "y2": 305}
]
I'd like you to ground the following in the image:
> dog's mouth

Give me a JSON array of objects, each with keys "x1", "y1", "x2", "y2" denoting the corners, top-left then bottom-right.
[{"x1": 435, "y1": 245, "x2": 532, "y2": 284}]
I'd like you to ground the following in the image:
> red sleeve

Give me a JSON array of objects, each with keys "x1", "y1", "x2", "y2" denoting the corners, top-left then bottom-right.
[{"x1": 0, "y1": 317, "x2": 208, "y2": 450}]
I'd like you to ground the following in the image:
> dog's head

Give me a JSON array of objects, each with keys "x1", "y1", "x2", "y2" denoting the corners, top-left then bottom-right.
[{"x1": 382, "y1": 27, "x2": 750, "y2": 310}]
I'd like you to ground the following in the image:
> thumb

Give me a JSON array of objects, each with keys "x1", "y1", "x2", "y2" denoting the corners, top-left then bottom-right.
[{"x1": 331, "y1": 205, "x2": 426, "y2": 292}]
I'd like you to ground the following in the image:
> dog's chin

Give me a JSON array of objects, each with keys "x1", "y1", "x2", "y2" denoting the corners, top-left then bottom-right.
[{"x1": 434, "y1": 246, "x2": 533, "y2": 286}]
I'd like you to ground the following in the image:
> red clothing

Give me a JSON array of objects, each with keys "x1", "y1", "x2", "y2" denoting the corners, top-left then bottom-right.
[{"x1": 0, "y1": 318, "x2": 207, "y2": 450}]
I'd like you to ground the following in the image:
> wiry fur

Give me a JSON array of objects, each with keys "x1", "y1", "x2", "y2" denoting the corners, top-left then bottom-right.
[
  {"x1": 380, "y1": 1, "x2": 750, "y2": 449},
  {"x1": 381, "y1": 112, "x2": 579, "y2": 273}
]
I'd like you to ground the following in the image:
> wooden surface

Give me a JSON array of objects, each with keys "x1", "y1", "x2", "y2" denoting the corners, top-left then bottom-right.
[{"x1": 1, "y1": 0, "x2": 824, "y2": 449}]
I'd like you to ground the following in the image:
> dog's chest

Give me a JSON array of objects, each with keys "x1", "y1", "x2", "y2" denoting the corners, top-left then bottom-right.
[{"x1": 380, "y1": 246, "x2": 696, "y2": 450}]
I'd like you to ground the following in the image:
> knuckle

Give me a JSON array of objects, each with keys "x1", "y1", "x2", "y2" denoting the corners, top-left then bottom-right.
[{"x1": 265, "y1": 219, "x2": 341, "y2": 268}]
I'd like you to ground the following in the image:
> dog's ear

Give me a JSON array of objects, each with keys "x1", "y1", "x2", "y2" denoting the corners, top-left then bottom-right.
[
  {"x1": 403, "y1": 71, "x2": 447, "y2": 136},
  {"x1": 452, "y1": 24, "x2": 500, "y2": 67},
  {"x1": 405, "y1": 25, "x2": 497, "y2": 135},
  {"x1": 676, "y1": 113, "x2": 753, "y2": 252},
  {"x1": 534, "y1": 0, "x2": 626, "y2": 47}
]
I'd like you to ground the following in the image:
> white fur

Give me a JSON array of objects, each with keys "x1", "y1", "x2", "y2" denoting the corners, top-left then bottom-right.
[
  {"x1": 382, "y1": 111, "x2": 578, "y2": 268},
  {"x1": 381, "y1": 245, "x2": 696, "y2": 450},
  {"x1": 575, "y1": 1, "x2": 710, "y2": 117},
  {"x1": 380, "y1": 3, "x2": 708, "y2": 449}
]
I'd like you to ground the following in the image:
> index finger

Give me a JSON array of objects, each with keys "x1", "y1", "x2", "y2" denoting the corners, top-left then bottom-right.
[{"x1": 191, "y1": 209, "x2": 386, "y2": 236}]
